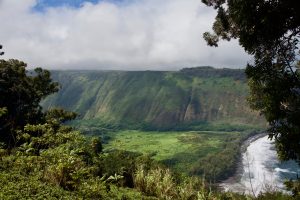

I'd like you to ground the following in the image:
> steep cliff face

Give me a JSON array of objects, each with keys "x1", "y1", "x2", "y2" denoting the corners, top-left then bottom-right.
[{"x1": 42, "y1": 67, "x2": 265, "y2": 129}]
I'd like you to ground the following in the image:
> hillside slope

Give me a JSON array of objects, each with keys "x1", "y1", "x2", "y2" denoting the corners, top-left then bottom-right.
[{"x1": 42, "y1": 67, "x2": 265, "y2": 130}]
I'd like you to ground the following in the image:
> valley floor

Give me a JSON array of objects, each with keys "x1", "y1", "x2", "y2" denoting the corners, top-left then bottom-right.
[{"x1": 101, "y1": 129, "x2": 248, "y2": 181}]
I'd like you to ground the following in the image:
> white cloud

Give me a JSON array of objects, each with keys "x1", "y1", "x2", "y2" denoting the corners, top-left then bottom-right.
[{"x1": 0, "y1": 0, "x2": 251, "y2": 70}]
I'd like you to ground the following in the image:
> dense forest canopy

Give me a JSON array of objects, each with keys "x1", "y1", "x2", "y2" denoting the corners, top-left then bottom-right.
[{"x1": 202, "y1": 0, "x2": 300, "y2": 164}]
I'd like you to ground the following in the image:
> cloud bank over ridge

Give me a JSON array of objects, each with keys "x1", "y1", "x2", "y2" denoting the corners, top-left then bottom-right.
[{"x1": 0, "y1": 0, "x2": 252, "y2": 70}]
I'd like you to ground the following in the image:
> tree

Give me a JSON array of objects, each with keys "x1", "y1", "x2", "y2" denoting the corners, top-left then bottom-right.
[
  {"x1": 0, "y1": 59, "x2": 60, "y2": 147},
  {"x1": 202, "y1": 0, "x2": 300, "y2": 163},
  {"x1": 0, "y1": 45, "x2": 4, "y2": 56}
]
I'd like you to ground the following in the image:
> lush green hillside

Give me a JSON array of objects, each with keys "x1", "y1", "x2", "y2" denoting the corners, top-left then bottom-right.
[{"x1": 42, "y1": 67, "x2": 265, "y2": 130}]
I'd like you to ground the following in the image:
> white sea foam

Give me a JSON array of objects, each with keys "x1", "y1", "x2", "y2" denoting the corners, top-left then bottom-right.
[{"x1": 221, "y1": 135, "x2": 300, "y2": 196}]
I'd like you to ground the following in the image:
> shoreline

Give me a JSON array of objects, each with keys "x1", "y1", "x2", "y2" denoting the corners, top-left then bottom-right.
[{"x1": 219, "y1": 132, "x2": 268, "y2": 188}]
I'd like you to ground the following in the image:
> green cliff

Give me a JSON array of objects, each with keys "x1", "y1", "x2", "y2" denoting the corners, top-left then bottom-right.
[{"x1": 42, "y1": 67, "x2": 265, "y2": 130}]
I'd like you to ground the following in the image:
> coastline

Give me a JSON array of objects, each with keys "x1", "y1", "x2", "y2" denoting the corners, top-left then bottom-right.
[{"x1": 219, "y1": 131, "x2": 268, "y2": 188}]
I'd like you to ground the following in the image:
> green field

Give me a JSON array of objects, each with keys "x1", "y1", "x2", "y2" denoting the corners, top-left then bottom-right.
[{"x1": 103, "y1": 130, "x2": 245, "y2": 180}]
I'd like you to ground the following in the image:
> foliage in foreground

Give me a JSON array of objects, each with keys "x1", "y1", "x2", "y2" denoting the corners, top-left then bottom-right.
[
  {"x1": 0, "y1": 120, "x2": 149, "y2": 199},
  {"x1": 0, "y1": 59, "x2": 60, "y2": 147},
  {"x1": 1, "y1": 125, "x2": 297, "y2": 200}
]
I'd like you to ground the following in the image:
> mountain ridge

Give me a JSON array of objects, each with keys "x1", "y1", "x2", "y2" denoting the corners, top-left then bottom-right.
[{"x1": 42, "y1": 67, "x2": 265, "y2": 130}]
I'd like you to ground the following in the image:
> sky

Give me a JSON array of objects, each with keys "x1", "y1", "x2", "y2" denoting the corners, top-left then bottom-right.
[{"x1": 0, "y1": 0, "x2": 252, "y2": 70}]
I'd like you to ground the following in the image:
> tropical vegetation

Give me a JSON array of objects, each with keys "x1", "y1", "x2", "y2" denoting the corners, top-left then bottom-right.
[{"x1": 0, "y1": 58, "x2": 299, "y2": 199}]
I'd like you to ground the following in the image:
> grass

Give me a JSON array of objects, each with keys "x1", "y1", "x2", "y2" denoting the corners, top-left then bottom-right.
[{"x1": 103, "y1": 130, "x2": 242, "y2": 174}]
